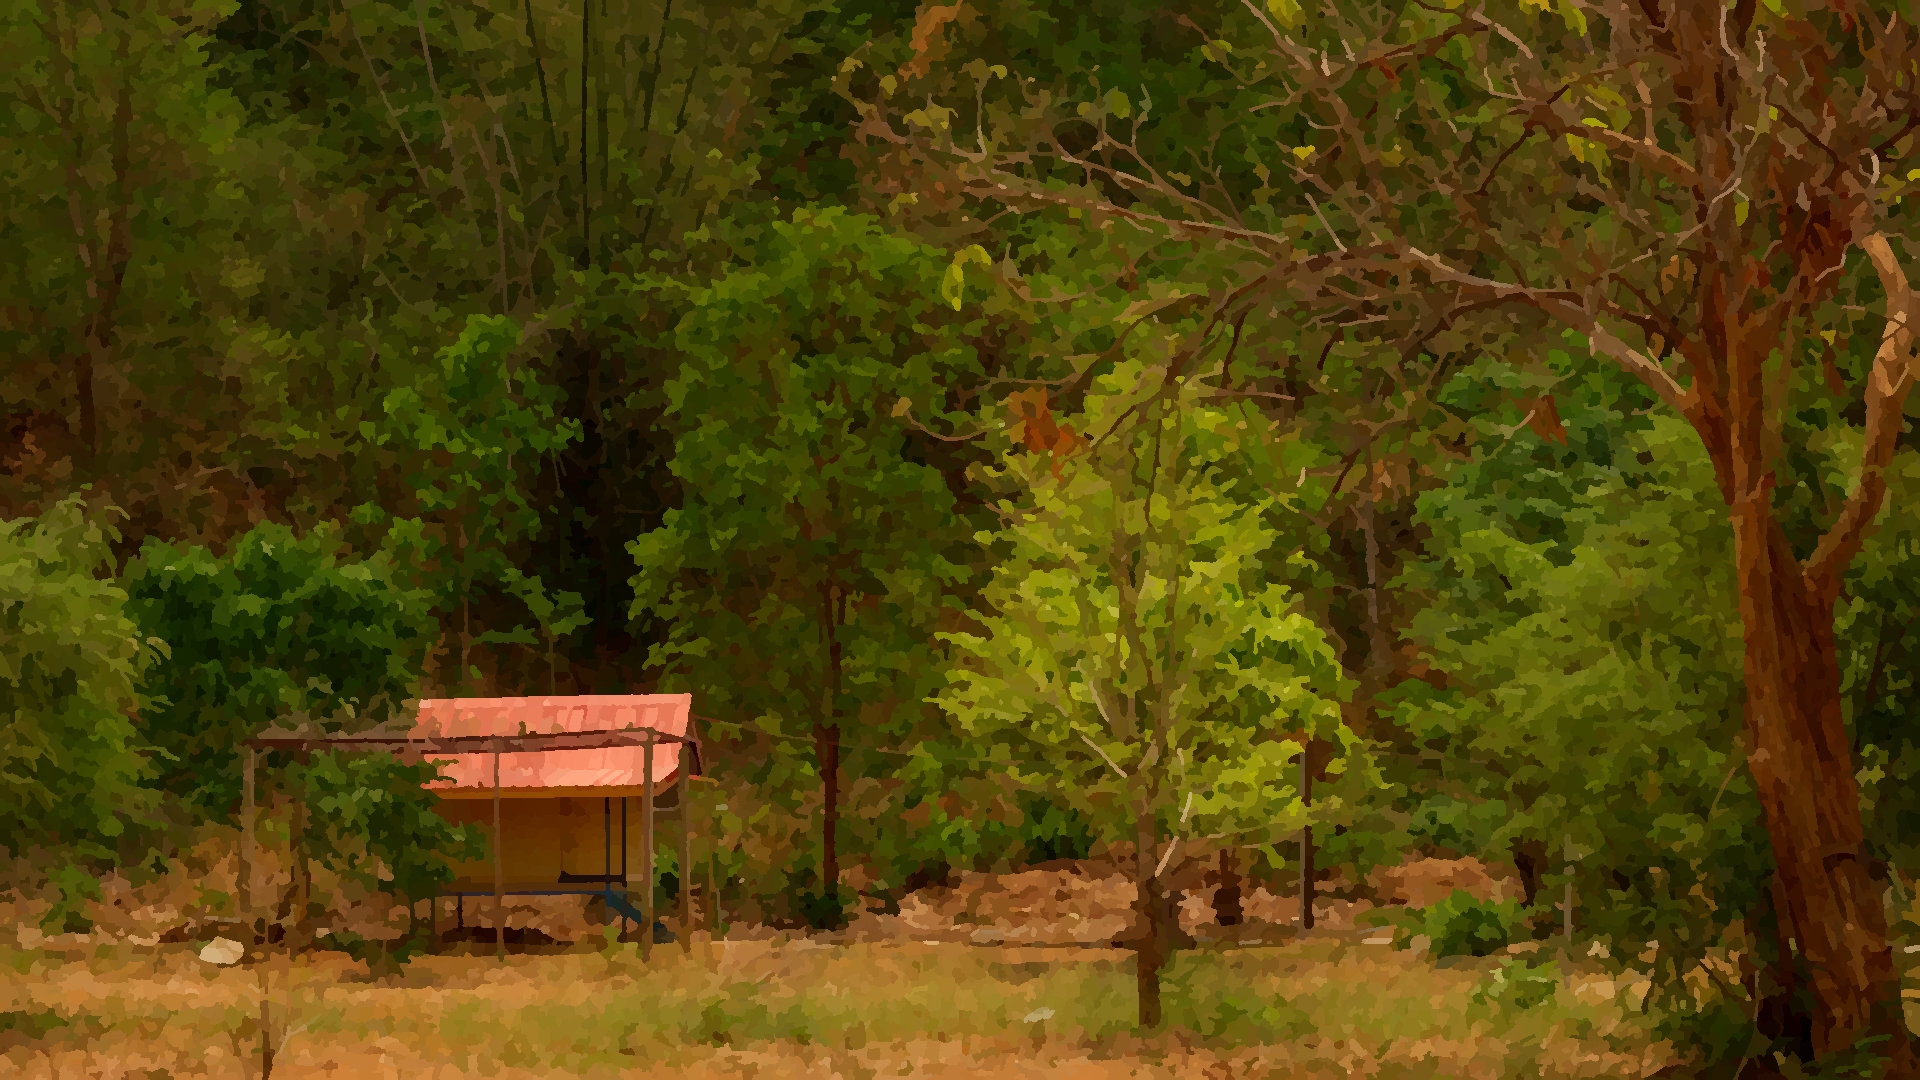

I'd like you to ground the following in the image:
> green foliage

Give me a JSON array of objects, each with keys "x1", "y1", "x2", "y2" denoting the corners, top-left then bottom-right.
[
  {"x1": 629, "y1": 206, "x2": 999, "y2": 897},
  {"x1": 1837, "y1": 443, "x2": 1920, "y2": 879},
  {"x1": 1472, "y1": 953, "x2": 1563, "y2": 1012},
  {"x1": 369, "y1": 314, "x2": 581, "y2": 686},
  {"x1": 794, "y1": 885, "x2": 855, "y2": 932},
  {"x1": 291, "y1": 751, "x2": 487, "y2": 904},
  {"x1": 1394, "y1": 409, "x2": 1772, "y2": 998},
  {"x1": 1416, "y1": 889, "x2": 1531, "y2": 959},
  {"x1": 125, "y1": 521, "x2": 438, "y2": 811},
  {"x1": 937, "y1": 363, "x2": 1363, "y2": 860},
  {"x1": 0, "y1": 496, "x2": 157, "y2": 874}
]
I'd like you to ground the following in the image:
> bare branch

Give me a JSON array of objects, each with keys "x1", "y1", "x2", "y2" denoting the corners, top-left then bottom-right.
[
  {"x1": 1080, "y1": 732, "x2": 1131, "y2": 780},
  {"x1": 1804, "y1": 234, "x2": 1920, "y2": 589},
  {"x1": 1402, "y1": 247, "x2": 1693, "y2": 413}
]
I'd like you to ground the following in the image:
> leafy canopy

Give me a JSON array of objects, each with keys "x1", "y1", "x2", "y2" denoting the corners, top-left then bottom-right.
[
  {"x1": 938, "y1": 362, "x2": 1364, "y2": 856},
  {"x1": 0, "y1": 496, "x2": 157, "y2": 860},
  {"x1": 126, "y1": 520, "x2": 438, "y2": 810}
]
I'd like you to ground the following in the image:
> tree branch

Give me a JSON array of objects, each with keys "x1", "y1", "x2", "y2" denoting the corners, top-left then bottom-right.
[
  {"x1": 1805, "y1": 234, "x2": 1920, "y2": 589},
  {"x1": 1401, "y1": 247, "x2": 1694, "y2": 414}
]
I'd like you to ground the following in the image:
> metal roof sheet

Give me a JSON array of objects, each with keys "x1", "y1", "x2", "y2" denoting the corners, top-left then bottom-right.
[{"x1": 412, "y1": 694, "x2": 691, "y2": 794}]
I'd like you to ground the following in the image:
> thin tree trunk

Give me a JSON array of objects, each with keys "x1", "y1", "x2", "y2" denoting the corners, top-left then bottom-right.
[
  {"x1": 1300, "y1": 744, "x2": 1315, "y2": 931},
  {"x1": 816, "y1": 583, "x2": 843, "y2": 910},
  {"x1": 1133, "y1": 805, "x2": 1166, "y2": 1029},
  {"x1": 1732, "y1": 506, "x2": 1911, "y2": 1069},
  {"x1": 814, "y1": 721, "x2": 840, "y2": 903},
  {"x1": 1213, "y1": 849, "x2": 1243, "y2": 927},
  {"x1": 577, "y1": 0, "x2": 590, "y2": 269}
]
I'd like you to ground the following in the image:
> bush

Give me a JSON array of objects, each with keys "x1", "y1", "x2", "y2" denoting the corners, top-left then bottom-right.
[
  {"x1": 1, "y1": 495, "x2": 159, "y2": 926},
  {"x1": 794, "y1": 884, "x2": 853, "y2": 931},
  {"x1": 1420, "y1": 889, "x2": 1531, "y2": 958},
  {"x1": 1472, "y1": 954, "x2": 1562, "y2": 1010}
]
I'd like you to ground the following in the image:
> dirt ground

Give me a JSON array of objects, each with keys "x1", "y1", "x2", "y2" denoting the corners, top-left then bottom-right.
[
  {"x1": 2, "y1": 851, "x2": 1672, "y2": 1079},
  {"x1": 3, "y1": 935, "x2": 1672, "y2": 1080},
  {"x1": 3, "y1": 848, "x2": 1521, "y2": 954}
]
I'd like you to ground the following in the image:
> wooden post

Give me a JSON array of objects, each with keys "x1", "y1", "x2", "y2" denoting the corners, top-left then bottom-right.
[
  {"x1": 642, "y1": 735, "x2": 655, "y2": 963},
  {"x1": 293, "y1": 794, "x2": 311, "y2": 951},
  {"x1": 493, "y1": 741, "x2": 505, "y2": 961},
  {"x1": 602, "y1": 796, "x2": 614, "y2": 947},
  {"x1": 680, "y1": 740, "x2": 693, "y2": 953},
  {"x1": 241, "y1": 746, "x2": 256, "y2": 941},
  {"x1": 621, "y1": 796, "x2": 630, "y2": 940},
  {"x1": 1300, "y1": 744, "x2": 1315, "y2": 931},
  {"x1": 708, "y1": 792, "x2": 719, "y2": 941}
]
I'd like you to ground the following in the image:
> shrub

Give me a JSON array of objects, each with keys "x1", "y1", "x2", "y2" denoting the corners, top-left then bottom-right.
[
  {"x1": 1420, "y1": 888, "x2": 1532, "y2": 958},
  {"x1": 1472, "y1": 954, "x2": 1562, "y2": 1010}
]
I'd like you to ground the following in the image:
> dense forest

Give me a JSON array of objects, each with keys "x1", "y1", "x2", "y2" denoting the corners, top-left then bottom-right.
[{"x1": 4, "y1": 0, "x2": 1920, "y2": 1076}]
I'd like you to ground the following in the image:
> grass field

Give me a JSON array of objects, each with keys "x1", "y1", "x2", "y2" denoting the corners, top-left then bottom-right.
[{"x1": 3, "y1": 933, "x2": 1677, "y2": 1079}]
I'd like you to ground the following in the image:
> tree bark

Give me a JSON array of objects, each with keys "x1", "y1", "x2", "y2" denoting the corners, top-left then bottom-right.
[
  {"x1": 1732, "y1": 513, "x2": 1912, "y2": 1070},
  {"x1": 1132, "y1": 806, "x2": 1166, "y2": 1029},
  {"x1": 1214, "y1": 849, "x2": 1244, "y2": 927},
  {"x1": 815, "y1": 721, "x2": 840, "y2": 901},
  {"x1": 817, "y1": 583, "x2": 844, "y2": 910},
  {"x1": 1511, "y1": 839, "x2": 1545, "y2": 910}
]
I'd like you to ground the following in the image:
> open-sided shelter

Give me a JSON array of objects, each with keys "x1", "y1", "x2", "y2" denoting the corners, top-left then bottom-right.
[{"x1": 242, "y1": 693, "x2": 703, "y2": 953}]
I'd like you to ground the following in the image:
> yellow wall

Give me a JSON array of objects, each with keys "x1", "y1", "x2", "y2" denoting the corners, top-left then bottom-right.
[{"x1": 434, "y1": 790, "x2": 684, "y2": 893}]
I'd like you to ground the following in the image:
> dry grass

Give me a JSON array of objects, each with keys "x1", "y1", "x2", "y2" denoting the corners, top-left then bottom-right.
[{"x1": 2, "y1": 933, "x2": 1678, "y2": 1080}]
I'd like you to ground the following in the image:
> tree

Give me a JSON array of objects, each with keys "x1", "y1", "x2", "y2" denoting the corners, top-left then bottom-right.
[
  {"x1": 1396, "y1": 404, "x2": 1781, "y2": 1061},
  {"x1": 0, "y1": 494, "x2": 157, "y2": 928},
  {"x1": 628, "y1": 207, "x2": 995, "y2": 923},
  {"x1": 125, "y1": 521, "x2": 438, "y2": 810},
  {"x1": 367, "y1": 313, "x2": 581, "y2": 693},
  {"x1": 937, "y1": 362, "x2": 1360, "y2": 1027},
  {"x1": 870, "y1": 1, "x2": 1920, "y2": 1066}
]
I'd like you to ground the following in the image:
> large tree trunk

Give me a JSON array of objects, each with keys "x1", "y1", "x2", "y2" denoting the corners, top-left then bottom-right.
[
  {"x1": 1732, "y1": 508, "x2": 1911, "y2": 1071},
  {"x1": 1747, "y1": 871, "x2": 1818, "y2": 1064}
]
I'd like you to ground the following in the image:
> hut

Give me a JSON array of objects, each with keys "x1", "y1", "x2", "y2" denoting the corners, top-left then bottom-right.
[
  {"x1": 417, "y1": 694, "x2": 690, "y2": 904},
  {"x1": 242, "y1": 693, "x2": 702, "y2": 952}
]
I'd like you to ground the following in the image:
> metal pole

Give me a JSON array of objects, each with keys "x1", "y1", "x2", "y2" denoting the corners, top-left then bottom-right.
[
  {"x1": 642, "y1": 735, "x2": 655, "y2": 963},
  {"x1": 1300, "y1": 744, "x2": 1314, "y2": 931},
  {"x1": 241, "y1": 746, "x2": 256, "y2": 942},
  {"x1": 493, "y1": 741, "x2": 505, "y2": 960},
  {"x1": 679, "y1": 740, "x2": 693, "y2": 953}
]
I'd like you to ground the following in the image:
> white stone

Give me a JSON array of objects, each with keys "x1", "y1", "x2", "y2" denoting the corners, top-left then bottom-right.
[{"x1": 199, "y1": 937, "x2": 245, "y2": 966}]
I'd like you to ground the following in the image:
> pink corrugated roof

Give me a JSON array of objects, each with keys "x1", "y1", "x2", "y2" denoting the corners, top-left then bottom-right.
[{"x1": 412, "y1": 694, "x2": 691, "y2": 793}]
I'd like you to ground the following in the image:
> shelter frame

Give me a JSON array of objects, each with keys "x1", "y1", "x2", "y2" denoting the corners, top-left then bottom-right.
[{"x1": 239, "y1": 724, "x2": 703, "y2": 961}]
